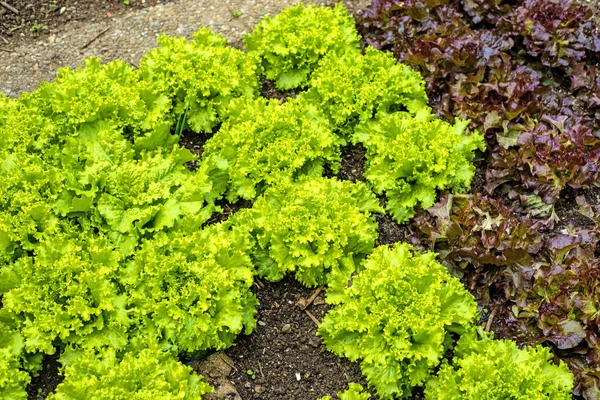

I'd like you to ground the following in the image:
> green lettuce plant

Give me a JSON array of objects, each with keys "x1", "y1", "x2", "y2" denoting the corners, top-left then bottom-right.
[
  {"x1": 232, "y1": 176, "x2": 382, "y2": 288},
  {"x1": 1, "y1": 121, "x2": 219, "y2": 259},
  {"x1": 0, "y1": 356, "x2": 29, "y2": 400},
  {"x1": 1, "y1": 230, "x2": 129, "y2": 355},
  {"x1": 55, "y1": 127, "x2": 219, "y2": 252},
  {"x1": 244, "y1": 3, "x2": 360, "y2": 89},
  {"x1": 202, "y1": 97, "x2": 341, "y2": 202},
  {"x1": 1, "y1": 222, "x2": 257, "y2": 356},
  {"x1": 318, "y1": 243, "x2": 478, "y2": 399},
  {"x1": 0, "y1": 150, "x2": 64, "y2": 269},
  {"x1": 425, "y1": 328, "x2": 573, "y2": 400},
  {"x1": 23, "y1": 58, "x2": 162, "y2": 141},
  {"x1": 122, "y1": 223, "x2": 258, "y2": 354},
  {"x1": 319, "y1": 382, "x2": 370, "y2": 400},
  {"x1": 0, "y1": 325, "x2": 32, "y2": 400},
  {"x1": 139, "y1": 29, "x2": 261, "y2": 134},
  {"x1": 48, "y1": 347, "x2": 213, "y2": 400},
  {"x1": 302, "y1": 48, "x2": 429, "y2": 138},
  {"x1": 354, "y1": 110, "x2": 484, "y2": 223}
]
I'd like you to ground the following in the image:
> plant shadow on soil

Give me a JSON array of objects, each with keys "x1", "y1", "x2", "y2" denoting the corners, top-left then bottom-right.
[{"x1": 26, "y1": 353, "x2": 63, "y2": 400}]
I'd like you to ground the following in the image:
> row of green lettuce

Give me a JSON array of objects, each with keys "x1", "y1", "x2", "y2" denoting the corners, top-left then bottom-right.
[{"x1": 0, "y1": 3, "x2": 571, "y2": 399}]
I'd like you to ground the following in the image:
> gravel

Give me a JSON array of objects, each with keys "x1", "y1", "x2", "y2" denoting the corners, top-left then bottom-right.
[{"x1": 0, "y1": 0, "x2": 370, "y2": 97}]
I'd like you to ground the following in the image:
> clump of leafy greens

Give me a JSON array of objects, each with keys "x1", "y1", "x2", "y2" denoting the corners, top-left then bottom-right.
[
  {"x1": 529, "y1": 226, "x2": 600, "y2": 399},
  {"x1": 1, "y1": 97, "x2": 220, "y2": 258},
  {"x1": 300, "y1": 47, "x2": 429, "y2": 139},
  {"x1": 23, "y1": 58, "x2": 159, "y2": 139},
  {"x1": 232, "y1": 176, "x2": 382, "y2": 289},
  {"x1": 487, "y1": 117, "x2": 600, "y2": 205},
  {"x1": 1, "y1": 222, "x2": 257, "y2": 356},
  {"x1": 244, "y1": 2, "x2": 360, "y2": 89},
  {"x1": 202, "y1": 97, "x2": 341, "y2": 202},
  {"x1": 413, "y1": 193, "x2": 544, "y2": 291},
  {"x1": 139, "y1": 29, "x2": 261, "y2": 134},
  {"x1": 0, "y1": 355, "x2": 29, "y2": 400},
  {"x1": 425, "y1": 328, "x2": 573, "y2": 400},
  {"x1": 0, "y1": 324, "x2": 36, "y2": 400},
  {"x1": 354, "y1": 110, "x2": 483, "y2": 223},
  {"x1": 48, "y1": 347, "x2": 213, "y2": 400},
  {"x1": 122, "y1": 223, "x2": 258, "y2": 354},
  {"x1": 318, "y1": 243, "x2": 478, "y2": 399},
  {"x1": 319, "y1": 382, "x2": 371, "y2": 400}
]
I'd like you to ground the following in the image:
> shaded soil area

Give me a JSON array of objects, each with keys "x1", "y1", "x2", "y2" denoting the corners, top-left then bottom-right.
[
  {"x1": 179, "y1": 128, "x2": 215, "y2": 171},
  {"x1": 553, "y1": 186, "x2": 600, "y2": 230},
  {"x1": 376, "y1": 212, "x2": 415, "y2": 247},
  {"x1": 0, "y1": 0, "x2": 157, "y2": 46},
  {"x1": 260, "y1": 76, "x2": 301, "y2": 102},
  {"x1": 337, "y1": 143, "x2": 366, "y2": 183},
  {"x1": 26, "y1": 353, "x2": 63, "y2": 400}
]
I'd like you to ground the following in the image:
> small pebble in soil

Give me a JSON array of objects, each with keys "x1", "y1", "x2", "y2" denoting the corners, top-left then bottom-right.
[
  {"x1": 281, "y1": 324, "x2": 292, "y2": 333},
  {"x1": 308, "y1": 336, "x2": 322, "y2": 348}
]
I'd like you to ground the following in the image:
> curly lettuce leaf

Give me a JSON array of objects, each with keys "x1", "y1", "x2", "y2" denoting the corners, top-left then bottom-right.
[
  {"x1": 139, "y1": 29, "x2": 261, "y2": 134},
  {"x1": 319, "y1": 382, "x2": 371, "y2": 400},
  {"x1": 202, "y1": 97, "x2": 341, "y2": 202},
  {"x1": 301, "y1": 47, "x2": 429, "y2": 139},
  {"x1": 425, "y1": 328, "x2": 573, "y2": 400}
]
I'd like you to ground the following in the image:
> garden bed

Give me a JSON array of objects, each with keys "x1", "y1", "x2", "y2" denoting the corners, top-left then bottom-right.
[{"x1": 2, "y1": 0, "x2": 600, "y2": 399}]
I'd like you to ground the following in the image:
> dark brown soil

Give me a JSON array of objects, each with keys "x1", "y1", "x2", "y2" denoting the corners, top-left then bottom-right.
[
  {"x1": 0, "y1": 0, "x2": 157, "y2": 47},
  {"x1": 260, "y1": 76, "x2": 300, "y2": 102},
  {"x1": 376, "y1": 212, "x2": 416, "y2": 247},
  {"x1": 337, "y1": 143, "x2": 367, "y2": 183},
  {"x1": 225, "y1": 278, "x2": 371, "y2": 400},
  {"x1": 179, "y1": 128, "x2": 214, "y2": 171},
  {"x1": 469, "y1": 150, "x2": 488, "y2": 194},
  {"x1": 205, "y1": 197, "x2": 253, "y2": 225},
  {"x1": 554, "y1": 187, "x2": 598, "y2": 230},
  {"x1": 26, "y1": 353, "x2": 63, "y2": 400}
]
